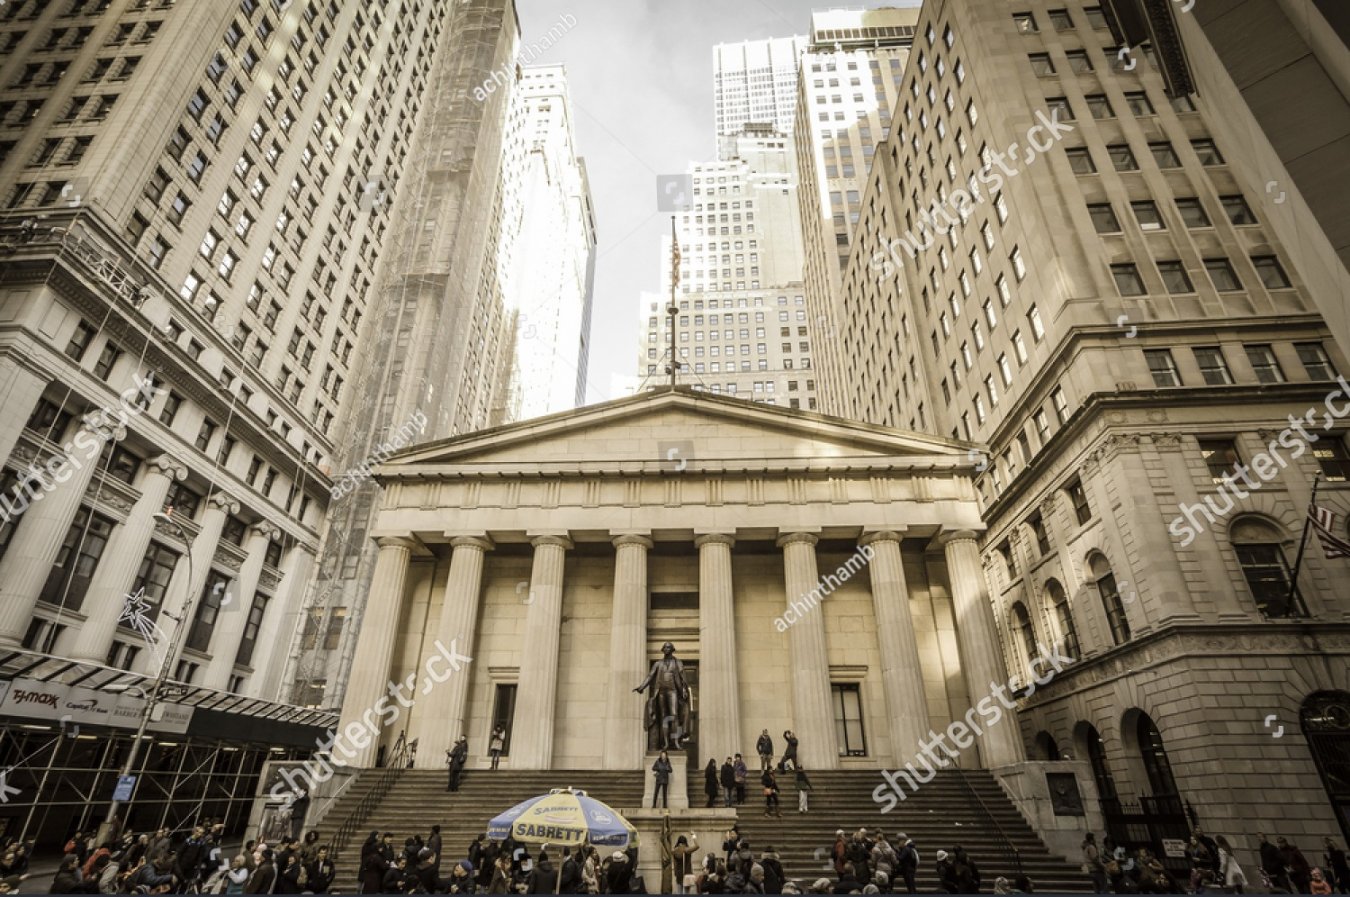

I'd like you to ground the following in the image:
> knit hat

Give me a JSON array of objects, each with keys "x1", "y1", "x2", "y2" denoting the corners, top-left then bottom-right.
[
  {"x1": 612, "y1": 851, "x2": 627, "y2": 862},
  {"x1": 936, "y1": 850, "x2": 949, "y2": 861}
]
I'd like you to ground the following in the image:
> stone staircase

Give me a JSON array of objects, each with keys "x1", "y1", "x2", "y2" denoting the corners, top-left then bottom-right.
[
  {"x1": 311, "y1": 768, "x2": 645, "y2": 890},
  {"x1": 689, "y1": 768, "x2": 1089, "y2": 893}
]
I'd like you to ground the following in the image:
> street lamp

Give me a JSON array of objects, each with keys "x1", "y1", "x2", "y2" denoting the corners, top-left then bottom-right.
[{"x1": 96, "y1": 510, "x2": 197, "y2": 844}]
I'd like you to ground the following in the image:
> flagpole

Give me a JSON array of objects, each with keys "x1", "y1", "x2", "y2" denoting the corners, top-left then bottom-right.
[
  {"x1": 1286, "y1": 471, "x2": 1322, "y2": 616},
  {"x1": 667, "y1": 217, "x2": 678, "y2": 388}
]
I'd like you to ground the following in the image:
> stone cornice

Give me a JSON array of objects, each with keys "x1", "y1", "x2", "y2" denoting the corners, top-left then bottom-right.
[{"x1": 376, "y1": 456, "x2": 978, "y2": 482}]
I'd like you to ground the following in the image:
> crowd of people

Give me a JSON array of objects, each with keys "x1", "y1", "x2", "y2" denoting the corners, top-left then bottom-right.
[
  {"x1": 1081, "y1": 828, "x2": 1350, "y2": 895},
  {"x1": 692, "y1": 731, "x2": 813, "y2": 816}
]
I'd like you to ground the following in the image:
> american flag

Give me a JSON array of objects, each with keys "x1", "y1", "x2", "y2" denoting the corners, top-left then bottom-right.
[{"x1": 1310, "y1": 504, "x2": 1350, "y2": 559}]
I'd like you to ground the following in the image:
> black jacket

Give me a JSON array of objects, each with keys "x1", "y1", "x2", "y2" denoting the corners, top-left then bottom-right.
[
  {"x1": 832, "y1": 874, "x2": 863, "y2": 894},
  {"x1": 704, "y1": 764, "x2": 719, "y2": 794},
  {"x1": 527, "y1": 860, "x2": 556, "y2": 894},
  {"x1": 720, "y1": 762, "x2": 736, "y2": 788},
  {"x1": 275, "y1": 859, "x2": 303, "y2": 894},
  {"x1": 756, "y1": 734, "x2": 773, "y2": 755},
  {"x1": 306, "y1": 858, "x2": 336, "y2": 894},
  {"x1": 245, "y1": 861, "x2": 276, "y2": 894}
]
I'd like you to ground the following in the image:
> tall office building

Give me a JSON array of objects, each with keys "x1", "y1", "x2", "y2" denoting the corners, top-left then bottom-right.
[
  {"x1": 712, "y1": 35, "x2": 807, "y2": 148},
  {"x1": 818, "y1": 0, "x2": 1350, "y2": 843},
  {"x1": 0, "y1": 0, "x2": 520, "y2": 841},
  {"x1": 639, "y1": 127, "x2": 818, "y2": 409},
  {"x1": 793, "y1": 8, "x2": 919, "y2": 413},
  {"x1": 501, "y1": 65, "x2": 597, "y2": 422}
]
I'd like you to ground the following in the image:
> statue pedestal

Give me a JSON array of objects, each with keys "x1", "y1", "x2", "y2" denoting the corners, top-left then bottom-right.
[
  {"x1": 619, "y1": 807, "x2": 736, "y2": 894},
  {"x1": 640, "y1": 750, "x2": 689, "y2": 809}
]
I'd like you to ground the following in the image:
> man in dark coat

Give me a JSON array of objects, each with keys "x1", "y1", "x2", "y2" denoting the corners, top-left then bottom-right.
[
  {"x1": 448, "y1": 736, "x2": 469, "y2": 791},
  {"x1": 757, "y1": 730, "x2": 774, "y2": 772},
  {"x1": 245, "y1": 849, "x2": 276, "y2": 894},
  {"x1": 720, "y1": 757, "x2": 737, "y2": 808},
  {"x1": 1279, "y1": 836, "x2": 1313, "y2": 893},
  {"x1": 832, "y1": 862, "x2": 863, "y2": 895},
  {"x1": 1260, "y1": 832, "x2": 1293, "y2": 892},
  {"x1": 560, "y1": 848, "x2": 583, "y2": 894},
  {"x1": 306, "y1": 846, "x2": 336, "y2": 894},
  {"x1": 427, "y1": 825, "x2": 443, "y2": 878}
]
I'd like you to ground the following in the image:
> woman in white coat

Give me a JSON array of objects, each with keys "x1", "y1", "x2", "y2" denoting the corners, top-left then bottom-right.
[{"x1": 1216, "y1": 835, "x2": 1248, "y2": 893}]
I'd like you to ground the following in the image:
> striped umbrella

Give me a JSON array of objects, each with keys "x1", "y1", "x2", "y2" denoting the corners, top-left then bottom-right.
[{"x1": 487, "y1": 787, "x2": 639, "y2": 849}]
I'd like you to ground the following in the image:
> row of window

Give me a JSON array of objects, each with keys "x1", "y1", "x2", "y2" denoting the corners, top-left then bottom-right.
[{"x1": 1143, "y1": 342, "x2": 1337, "y2": 389}]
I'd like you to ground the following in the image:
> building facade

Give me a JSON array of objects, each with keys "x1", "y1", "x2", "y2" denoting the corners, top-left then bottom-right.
[
  {"x1": 712, "y1": 35, "x2": 808, "y2": 148},
  {"x1": 815, "y1": 0, "x2": 1350, "y2": 844},
  {"x1": 336, "y1": 387, "x2": 1021, "y2": 779}
]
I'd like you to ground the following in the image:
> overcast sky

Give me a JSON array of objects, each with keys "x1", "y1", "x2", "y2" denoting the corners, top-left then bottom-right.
[{"x1": 514, "y1": 0, "x2": 921, "y2": 404}]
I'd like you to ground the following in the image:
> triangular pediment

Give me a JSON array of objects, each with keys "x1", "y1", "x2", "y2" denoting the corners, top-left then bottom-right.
[{"x1": 384, "y1": 388, "x2": 975, "y2": 474}]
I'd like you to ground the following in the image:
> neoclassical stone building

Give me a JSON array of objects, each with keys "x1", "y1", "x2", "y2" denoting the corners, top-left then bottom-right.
[{"x1": 335, "y1": 387, "x2": 1027, "y2": 779}]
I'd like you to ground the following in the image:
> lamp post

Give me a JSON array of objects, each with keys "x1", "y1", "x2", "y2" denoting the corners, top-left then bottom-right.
[{"x1": 97, "y1": 510, "x2": 196, "y2": 843}]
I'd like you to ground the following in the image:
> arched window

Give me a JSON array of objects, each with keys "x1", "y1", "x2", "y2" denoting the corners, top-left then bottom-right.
[
  {"x1": 1079, "y1": 722, "x2": 1118, "y2": 802},
  {"x1": 1134, "y1": 712, "x2": 1179, "y2": 796},
  {"x1": 1302, "y1": 691, "x2": 1350, "y2": 843},
  {"x1": 1011, "y1": 601, "x2": 1038, "y2": 666},
  {"x1": 1045, "y1": 579, "x2": 1080, "y2": 658},
  {"x1": 1034, "y1": 730, "x2": 1061, "y2": 761},
  {"x1": 1231, "y1": 517, "x2": 1306, "y2": 618},
  {"x1": 1090, "y1": 553, "x2": 1131, "y2": 644}
]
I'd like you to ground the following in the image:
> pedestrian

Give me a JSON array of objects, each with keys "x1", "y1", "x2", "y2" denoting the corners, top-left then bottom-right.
[
  {"x1": 757, "y1": 729, "x2": 774, "y2": 772},
  {"x1": 897, "y1": 837, "x2": 919, "y2": 894},
  {"x1": 832, "y1": 830, "x2": 848, "y2": 876},
  {"x1": 447, "y1": 735, "x2": 469, "y2": 791},
  {"x1": 1082, "y1": 833, "x2": 1106, "y2": 894},
  {"x1": 1260, "y1": 832, "x2": 1293, "y2": 892},
  {"x1": 734, "y1": 753, "x2": 749, "y2": 804},
  {"x1": 1216, "y1": 836, "x2": 1247, "y2": 893},
  {"x1": 1327, "y1": 839, "x2": 1350, "y2": 894},
  {"x1": 952, "y1": 846, "x2": 980, "y2": 894},
  {"x1": 761, "y1": 847, "x2": 785, "y2": 895},
  {"x1": 834, "y1": 862, "x2": 863, "y2": 895},
  {"x1": 1315, "y1": 869, "x2": 1335, "y2": 895},
  {"x1": 1281, "y1": 837, "x2": 1314, "y2": 893},
  {"x1": 428, "y1": 824, "x2": 444, "y2": 878},
  {"x1": 795, "y1": 764, "x2": 814, "y2": 813},
  {"x1": 653, "y1": 750, "x2": 673, "y2": 809},
  {"x1": 224, "y1": 856, "x2": 250, "y2": 894},
  {"x1": 306, "y1": 846, "x2": 336, "y2": 894},
  {"x1": 490, "y1": 725, "x2": 507, "y2": 770},
  {"x1": 704, "y1": 758, "x2": 720, "y2": 808},
  {"x1": 673, "y1": 834, "x2": 700, "y2": 895},
  {"x1": 761, "y1": 767, "x2": 782, "y2": 817},
  {"x1": 780, "y1": 730, "x2": 799, "y2": 772},
  {"x1": 245, "y1": 848, "x2": 277, "y2": 894},
  {"x1": 721, "y1": 756, "x2": 737, "y2": 808},
  {"x1": 50, "y1": 855, "x2": 98, "y2": 895}
]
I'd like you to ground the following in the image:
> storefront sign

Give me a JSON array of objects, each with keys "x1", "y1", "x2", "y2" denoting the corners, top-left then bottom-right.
[{"x1": 0, "y1": 678, "x2": 193, "y2": 734}]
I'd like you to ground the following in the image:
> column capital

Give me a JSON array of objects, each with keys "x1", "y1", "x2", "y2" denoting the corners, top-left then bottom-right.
[
  {"x1": 612, "y1": 534, "x2": 654, "y2": 550},
  {"x1": 206, "y1": 491, "x2": 241, "y2": 515},
  {"x1": 775, "y1": 531, "x2": 819, "y2": 549},
  {"x1": 375, "y1": 535, "x2": 419, "y2": 552},
  {"x1": 248, "y1": 521, "x2": 283, "y2": 542},
  {"x1": 147, "y1": 454, "x2": 188, "y2": 482},
  {"x1": 694, "y1": 533, "x2": 736, "y2": 549},
  {"x1": 450, "y1": 535, "x2": 494, "y2": 551},
  {"x1": 860, "y1": 528, "x2": 908, "y2": 547},
  {"x1": 937, "y1": 528, "x2": 982, "y2": 547},
  {"x1": 530, "y1": 534, "x2": 574, "y2": 550}
]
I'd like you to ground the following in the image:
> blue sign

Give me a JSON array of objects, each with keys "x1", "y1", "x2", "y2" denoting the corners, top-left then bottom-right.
[{"x1": 113, "y1": 776, "x2": 136, "y2": 802}]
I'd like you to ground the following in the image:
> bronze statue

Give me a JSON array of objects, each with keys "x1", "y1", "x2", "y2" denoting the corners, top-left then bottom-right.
[{"x1": 633, "y1": 642, "x2": 690, "y2": 750}]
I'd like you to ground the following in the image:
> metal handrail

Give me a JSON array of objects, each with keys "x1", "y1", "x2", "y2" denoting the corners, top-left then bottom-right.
[
  {"x1": 952, "y1": 765, "x2": 1023, "y2": 876},
  {"x1": 327, "y1": 732, "x2": 409, "y2": 862}
]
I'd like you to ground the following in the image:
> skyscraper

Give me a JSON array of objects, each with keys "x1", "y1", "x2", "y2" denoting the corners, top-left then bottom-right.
[
  {"x1": 793, "y1": 8, "x2": 920, "y2": 413},
  {"x1": 815, "y1": 0, "x2": 1350, "y2": 842},
  {"x1": 712, "y1": 35, "x2": 807, "y2": 148}
]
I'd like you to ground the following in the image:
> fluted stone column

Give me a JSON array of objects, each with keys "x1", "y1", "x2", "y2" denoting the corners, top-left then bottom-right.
[
  {"x1": 250, "y1": 544, "x2": 315, "y2": 701},
  {"x1": 940, "y1": 529, "x2": 1022, "y2": 768},
  {"x1": 154, "y1": 491, "x2": 240, "y2": 677},
  {"x1": 68, "y1": 454, "x2": 188, "y2": 663},
  {"x1": 696, "y1": 533, "x2": 740, "y2": 765},
  {"x1": 0, "y1": 412, "x2": 117, "y2": 647},
  {"x1": 202, "y1": 522, "x2": 281, "y2": 690},
  {"x1": 412, "y1": 535, "x2": 492, "y2": 770},
  {"x1": 861, "y1": 530, "x2": 932, "y2": 762},
  {"x1": 603, "y1": 534, "x2": 653, "y2": 770},
  {"x1": 336, "y1": 536, "x2": 417, "y2": 769},
  {"x1": 511, "y1": 534, "x2": 572, "y2": 769},
  {"x1": 777, "y1": 532, "x2": 839, "y2": 769},
  {"x1": 0, "y1": 361, "x2": 47, "y2": 476}
]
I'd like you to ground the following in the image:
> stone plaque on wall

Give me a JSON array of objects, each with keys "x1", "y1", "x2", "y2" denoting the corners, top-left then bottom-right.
[{"x1": 1047, "y1": 771, "x2": 1085, "y2": 816}]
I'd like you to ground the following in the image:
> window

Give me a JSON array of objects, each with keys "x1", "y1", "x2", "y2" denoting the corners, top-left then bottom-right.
[
  {"x1": 832, "y1": 683, "x2": 868, "y2": 757},
  {"x1": 1131, "y1": 200, "x2": 1164, "y2": 231},
  {"x1": 1028, "y1": 512, "x2": 1051, "y2": 555},
  {"x1": 1084, "y1": 94, "x2": 1113, "y2": 119},
  {"x1": 1086, "y1": 203, "x2": 1120, "y2": 234},
  {"x1": 1048, "y1": 8, "x2": 1073, "y2": 29},
  {"x1": 186, "y1": 570, "x2": 233, "y2": 652},
  {"x1": 1252, "y1": 255, "x2": 1291, "y2": 289},
  {"x1": 1231, "y1": 518, "x2": 1304, "y2": 619},
  {"x1": 1145, "y1": 349, "x2": 1182, "y2": 387},
  {"x1": 1013, "y1": 12, "x2": 1038, "y2": 33},
  {"x1": 40, "y1": 507, "x2": 115, "y2": 612},
  {"x1": 1314, "y1": 437, "x2": 1350, "y2": 482},
  {"x1": 1191, "y1": 139, "x2": 1224, "y2": 165},
  {"x1": 159, "y1": 391, "x2": 182, "y2": 426},
  {"x1": 1051, "y1": 387, "x2": 1069, "y2": 424},
  {"x1": 1091, "y1": 554, "x2": 1131, "y2": 644},
  {"x1": 1028, "y1": 53, "x2": 1055, "y2": 76},
  {"x1": 1108, "y1": 144, "x2": 1138, "y2": 171},
  {"x1": 1046, "y1": 97, "x2": 1074, "y2": 121},
  {"x1": 1066, "y1": 147, "x2": 1096, "y2": 174},
  {"x1": 1296, "y1": 342, "x2": 1337, "y2": 380},
  {"x1": 1204, "y1": 258, "x2": 1242, "y2": 292},
  {"x1": 1198, "y1": 438, "x2": 1241, "y2": 482},
  {"x1": 1148, "y1": 142, "x2": 1180, "y2": 168},
  {"x1": 491, "y1": 684, "x2": 517, "y2": 756},
  {"x1": 997, "y1": 540, "x2": 1017, "y2": 578},
  {"x1": 1065, "y1": 478, "x2": 1091, "y2": 525},
  {"x1": 1175, "y1": 198, "x2": 1210, "y2": 228},
  {"x1": 1012, "y1": 602, "x2": 1038, "y2": 669},
  {"x1": 1193, "y1": 347, "x2": 1233, "y2": 385},
  {"x1": 234, "y1": 594, "x2": 268, "y2": 667},
  {"x1": 1028, "y1": 305, "x2": 1045, "y2": 341},
  {"x1": 1124, "y1": 91, "x2": 1154, "y2": 115},
  {"x1": 1157, "y1": 261, "x2": 1193, "y2": 294},
  {"x1": 164, "y1": 481, "x2": 203, "y2": 519},
  {"x1": 1065, "y1": 50, "x2": 1093, "y2": 73},
  {"x1": 1010, "y1": 246, "x2": 1026, "y2": 281},
  {"x1": 1111, "y1": 263, "x2": 1146, "y2": 296},
  {"x1": 1220, "y1": 195, "x2": 1256, "y2": 225},
  {"x1": 65, "y1": 320, "x2": 96, "y2": 361},
  {"x1": 93, "y1": 343, "x2": 122, "y2": 379},
  {"x1": 1245, "y1": 344, "x2": 1285, "y2": 383},
  {"x1": 1046, "y1": 579, "x2": 1080, "y2": 659}
]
